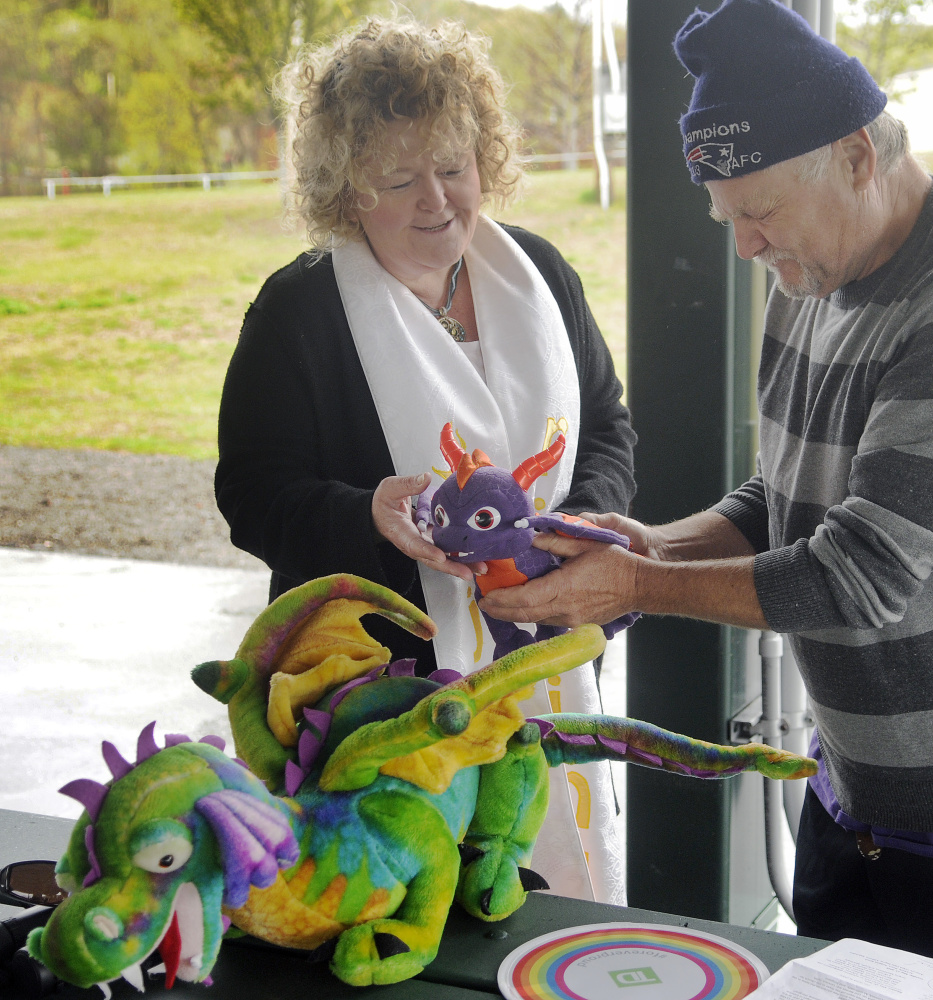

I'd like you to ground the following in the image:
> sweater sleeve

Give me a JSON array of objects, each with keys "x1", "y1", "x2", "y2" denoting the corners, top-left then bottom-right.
[
  {"x1": 754, "y1": 321, "x2": 933, "y2": 633},
  {"x1": 711, "y1": 473, "x2": 771, "y2": 553},
  {"x1": 214, "y1": 258, "x2": 418, "y2": 598}
]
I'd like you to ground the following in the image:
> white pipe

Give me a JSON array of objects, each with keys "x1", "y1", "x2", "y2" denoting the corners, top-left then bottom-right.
[
  {"x1": 591, "y1": 0, "x2": 611, "y2": 209},
  {"x1": 602, "y1": 9, "x2": 622, "y2": 95},
  {"x1": 760, "y1": 630, "x2": 797, "y2": 921}
]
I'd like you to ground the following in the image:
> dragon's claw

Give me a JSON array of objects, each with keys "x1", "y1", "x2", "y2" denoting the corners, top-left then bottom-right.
[
  {"x1": 518, "y1": 867, "x2": 549, "y2": 892},
  {"x1": 374, "y1": 933, "x2": 411, "y2": 959},
  {"x1": 331, "y1": 921, "x2": 435, "y2": 986},
  {"x1": 458, "y1": 843, "x2": 484, "y2": 866}
]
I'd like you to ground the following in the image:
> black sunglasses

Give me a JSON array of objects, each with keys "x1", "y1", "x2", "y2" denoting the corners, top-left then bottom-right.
[{"x1": 0, "y1": 861, "x2": 66, "y2": 909}]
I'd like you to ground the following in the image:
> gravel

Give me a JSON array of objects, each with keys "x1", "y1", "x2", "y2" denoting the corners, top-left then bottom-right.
[{"x1": 0, "y1": 445, "x2": 266, "y2": 571}]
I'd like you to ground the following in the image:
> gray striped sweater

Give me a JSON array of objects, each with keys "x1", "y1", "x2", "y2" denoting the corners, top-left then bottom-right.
[{"x1": 714, "y1": 185, "x2": 933, "y2": 832}]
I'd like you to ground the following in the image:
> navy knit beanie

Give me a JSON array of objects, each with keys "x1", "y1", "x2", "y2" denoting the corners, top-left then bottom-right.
[{"x1": 674, "y1": 0, "x2": 887, "y2": 184}]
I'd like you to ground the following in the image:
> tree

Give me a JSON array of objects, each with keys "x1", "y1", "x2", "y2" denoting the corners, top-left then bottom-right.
[
  {"x1": 175, "y1": 0, "x2": 373, "y2": 119},
  {"x1": 41, "y1": 7, "x2": 124, "y2": 176},
  {"x1": 836, "y1": 0, "x2": 933, "y2": 91}
]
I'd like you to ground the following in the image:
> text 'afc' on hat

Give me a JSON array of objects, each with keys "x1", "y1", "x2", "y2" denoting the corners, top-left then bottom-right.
[{"x1": 674, "y1": 0, "x2": 887, "y2": 185}]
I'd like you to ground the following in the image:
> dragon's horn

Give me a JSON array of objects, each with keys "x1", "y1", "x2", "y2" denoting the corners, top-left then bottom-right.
[
  {"x1": 457, "y1": 449, "x2": 493, "y2": 490},
  {"x1": 440, "y1": 424, "x2": 493, "y2": 489},
  {"x1": 440, "y1": 423, "x2": 465, "y2": 471},
  {"x1": 512, "y1": 433, "x2": 566, "y2": 491}
]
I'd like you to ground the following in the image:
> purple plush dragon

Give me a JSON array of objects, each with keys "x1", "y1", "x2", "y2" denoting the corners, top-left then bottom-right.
[{"x1": 416, "y1": 422, "x2": 640, "y2": 659}]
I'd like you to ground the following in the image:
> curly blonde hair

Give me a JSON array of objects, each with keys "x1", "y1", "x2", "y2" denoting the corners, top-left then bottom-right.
[{"x1": 281, "y1": 16, "x2": 525, "y2": 251}]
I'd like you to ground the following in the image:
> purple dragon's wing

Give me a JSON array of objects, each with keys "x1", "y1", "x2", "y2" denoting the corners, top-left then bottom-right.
[{"x1": 525, "y1": 514, "x2": 631, "y2": 549}]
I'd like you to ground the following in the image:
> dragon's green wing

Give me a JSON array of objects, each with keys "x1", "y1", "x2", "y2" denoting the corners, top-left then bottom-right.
[{"x1": 192, "y1": 574, "x2": 437, "y2": 792}]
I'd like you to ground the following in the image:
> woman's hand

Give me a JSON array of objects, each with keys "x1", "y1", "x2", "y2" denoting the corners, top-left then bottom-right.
[{"x1": 372, "y1": 474, "x2": 477, "y2": 582}]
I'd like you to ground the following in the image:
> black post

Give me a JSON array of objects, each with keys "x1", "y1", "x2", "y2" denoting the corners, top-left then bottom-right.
[{"x1": 625, "y1": 0, "x2": 735, "y2": 921}]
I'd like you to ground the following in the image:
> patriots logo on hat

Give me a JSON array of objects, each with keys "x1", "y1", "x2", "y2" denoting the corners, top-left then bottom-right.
[{"x1": 687, "y1": 142, "x2": 734, "y2": 177}]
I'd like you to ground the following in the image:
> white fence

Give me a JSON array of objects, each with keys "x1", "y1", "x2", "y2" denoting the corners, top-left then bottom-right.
[
  {"x1": 41, "y1": 152, "x2": 626, "y2": 199},
  {"x1": 42, "y1": 169, "x2": 284, "y2": 199}
]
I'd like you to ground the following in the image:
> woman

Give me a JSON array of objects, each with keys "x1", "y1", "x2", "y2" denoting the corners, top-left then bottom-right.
[{"x1": 215, "y1": 16, "x2": 636, "y2": 904}]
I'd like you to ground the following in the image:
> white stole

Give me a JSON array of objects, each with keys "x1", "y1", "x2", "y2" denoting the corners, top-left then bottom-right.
[{"x1": 333, "y1": 215, "x2": 625, "y2": 904}]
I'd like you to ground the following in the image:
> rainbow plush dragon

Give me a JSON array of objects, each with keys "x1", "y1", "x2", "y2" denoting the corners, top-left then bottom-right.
[{"x1": 28, "y1": 574, "x2": 816, "y2": 994}]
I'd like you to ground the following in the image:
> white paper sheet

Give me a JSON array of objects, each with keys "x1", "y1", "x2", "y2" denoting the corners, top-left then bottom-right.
[{"x1": 749, "y1": 939, "x2": 933, "y2": 1000}]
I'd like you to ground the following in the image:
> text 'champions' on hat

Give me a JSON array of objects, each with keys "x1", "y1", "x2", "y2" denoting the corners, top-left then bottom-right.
[{"x1": 673, "y1": 0, "x2": 887, "y2": 185}]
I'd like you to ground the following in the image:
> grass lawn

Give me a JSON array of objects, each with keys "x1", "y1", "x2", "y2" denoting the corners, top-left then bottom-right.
[{"x1": 0, "y1": 168, "x2": 626, "y2": 459}]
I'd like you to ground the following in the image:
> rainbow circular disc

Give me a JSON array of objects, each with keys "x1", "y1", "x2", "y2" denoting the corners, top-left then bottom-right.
[{"x1": 497, "y1": 922, "x2": 770, "y2": 1000}]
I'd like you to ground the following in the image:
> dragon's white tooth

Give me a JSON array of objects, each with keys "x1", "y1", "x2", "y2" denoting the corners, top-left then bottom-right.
[
  {"x1": 147, "y1": 963, "x2": 167, "y2": 978},
  {"x1": 122, "y1": 963, "x2": 146, "y2": 992},
  {"x1": 96, "y1": 984, "x2": 113, "y2": 1000}
]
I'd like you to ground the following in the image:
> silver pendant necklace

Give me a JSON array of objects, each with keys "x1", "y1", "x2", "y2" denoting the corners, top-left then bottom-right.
[{"x1": 422, "y1": 258, "x2": 467, "y2": 342}]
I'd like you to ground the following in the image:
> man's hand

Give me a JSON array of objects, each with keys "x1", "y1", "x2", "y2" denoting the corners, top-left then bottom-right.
[
  {"x1": 372, "y1": 474, "x2": 476, "y2": 582},
  {"x1": 479, "y1": 533, "x2": 637, "y2": 627},
  {"x1": 479, "y1": 522, "x2": 769, "y2": 632},
  {"x1": 578, "y1": 511, "x2": 655, "y2": 556}
]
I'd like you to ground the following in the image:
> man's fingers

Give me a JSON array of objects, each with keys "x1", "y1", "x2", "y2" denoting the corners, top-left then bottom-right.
[
  {"x1": 531, "y1": 532, "x2": 598, "y2": 557},
  {"x1": 479, "y1": 574, "x2": 559, "y2": 621}
]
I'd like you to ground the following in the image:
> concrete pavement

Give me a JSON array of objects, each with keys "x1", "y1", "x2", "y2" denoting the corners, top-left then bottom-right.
[{"x1": 0, "y1": 549, "x2": 269, "y2": 818}]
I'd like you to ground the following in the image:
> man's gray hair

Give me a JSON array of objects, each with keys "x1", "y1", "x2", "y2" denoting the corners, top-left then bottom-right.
[{"x1": 793, "y1": 111, "x2": 911, "y2": 182}]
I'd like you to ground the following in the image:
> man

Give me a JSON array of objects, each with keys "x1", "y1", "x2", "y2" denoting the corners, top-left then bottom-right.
[{"x1": 480, "y1": 0, "x2": 933, "y2": 955}]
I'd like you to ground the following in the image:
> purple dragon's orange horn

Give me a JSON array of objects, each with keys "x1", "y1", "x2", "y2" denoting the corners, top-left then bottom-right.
[
  {"x1": 512, "y1": 434, "x2": 566, "y2": 491},
  {"x1": 457, "y1": 448, "x2": 493, "y2": 490},
  {"x1": 440, "y1": 422, "x2": 465, "y2": 471}
]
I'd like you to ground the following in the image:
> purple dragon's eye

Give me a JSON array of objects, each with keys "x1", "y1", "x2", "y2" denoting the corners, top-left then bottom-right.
[
  {"x1": 434, "y1": 505, "x2": 448, "y2": 527},
  {"x1": 469, "y1": 507, "x2": 501, "y2": 530}
]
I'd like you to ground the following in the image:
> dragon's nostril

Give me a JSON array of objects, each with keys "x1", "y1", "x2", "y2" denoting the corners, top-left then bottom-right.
[{"x1": 85, "y1": 907, "x2": 123, "y2": 942}]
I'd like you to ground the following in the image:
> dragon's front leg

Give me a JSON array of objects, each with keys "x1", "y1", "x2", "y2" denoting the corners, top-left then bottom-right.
[
  {"x1": 456, "y1": 722, "x2": 550, "y2": 922},
  {"x1": 331, "y1": 791, "x2": 460, "y2": 986}
]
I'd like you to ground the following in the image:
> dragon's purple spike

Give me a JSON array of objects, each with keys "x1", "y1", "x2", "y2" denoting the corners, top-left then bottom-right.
[
  {"x1": 428, "y1": 668, "x2": 462, "y2": 685},
  {"x1": 83, "y1": 825, "x2": 102, "y2": 887},
  {"x1": 302, "y1": 708, "x2": 331, "y2": 739},
  {"x1": 164, "y1": 733, "x2": 192, "y2": 748},
  {"x1": 596, "y1": 736, "x2": 629, "y2": 756},
  {"x1": 60, "y1": 778, "x2": 109, "y2": 822},
  {"x1": 627, "y1": 747, "x2": 663, "y2": 767},
  {"x1": 221, "y1": 916, "x2": 231, "y2": 934},
  {"x1": 136, "y1": 721, "x2": 161, "y2": 764},
  {"x1": 101, "y1": 741, "x2": 133, "y2": 781},
  {"x1": 556, "y1": 733, "x2": 598, "y2": 746},
  {"x1": 388, "y1": 658, "x2": 417, "y2": 677},
  {"x1": 330, "y1": 667, "x2": 384, "y2": 711},
  {"x1": 234, "y1": 758, "x2": 249, "y2": 769},
  {"x1": 284, "y1": 760, "x2": 305, "y2": 797},
  {"x1": 199, "y1": 735, "x2": 226, "y2": 751},
  {"x1": 528, "y1": 718, "x2": 555, "y2": 739},
  {"x1": 298, "y1": 728, "x2": 323, "y2": 770}
]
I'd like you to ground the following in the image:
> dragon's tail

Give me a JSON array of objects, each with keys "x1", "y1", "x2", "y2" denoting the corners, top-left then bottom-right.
[{"x1": 536, "y1": 714, "x2": 816, "y2": 781}]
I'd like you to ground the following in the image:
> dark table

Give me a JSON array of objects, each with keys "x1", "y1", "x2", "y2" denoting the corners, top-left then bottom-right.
[{"x1": 0, "y1": 809, "x2": 826, "y2": 999}]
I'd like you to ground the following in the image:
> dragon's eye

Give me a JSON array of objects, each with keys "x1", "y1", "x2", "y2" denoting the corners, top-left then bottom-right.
[
  {"x1": 469, "y1": 507, "x2": 501, "y2": 530},
  {"x1": 434, "y1": 505, "x2": 448, "y2": 527},
  {"x1": 132, "y1": 833, "x2": 193, "y2": 874}
]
